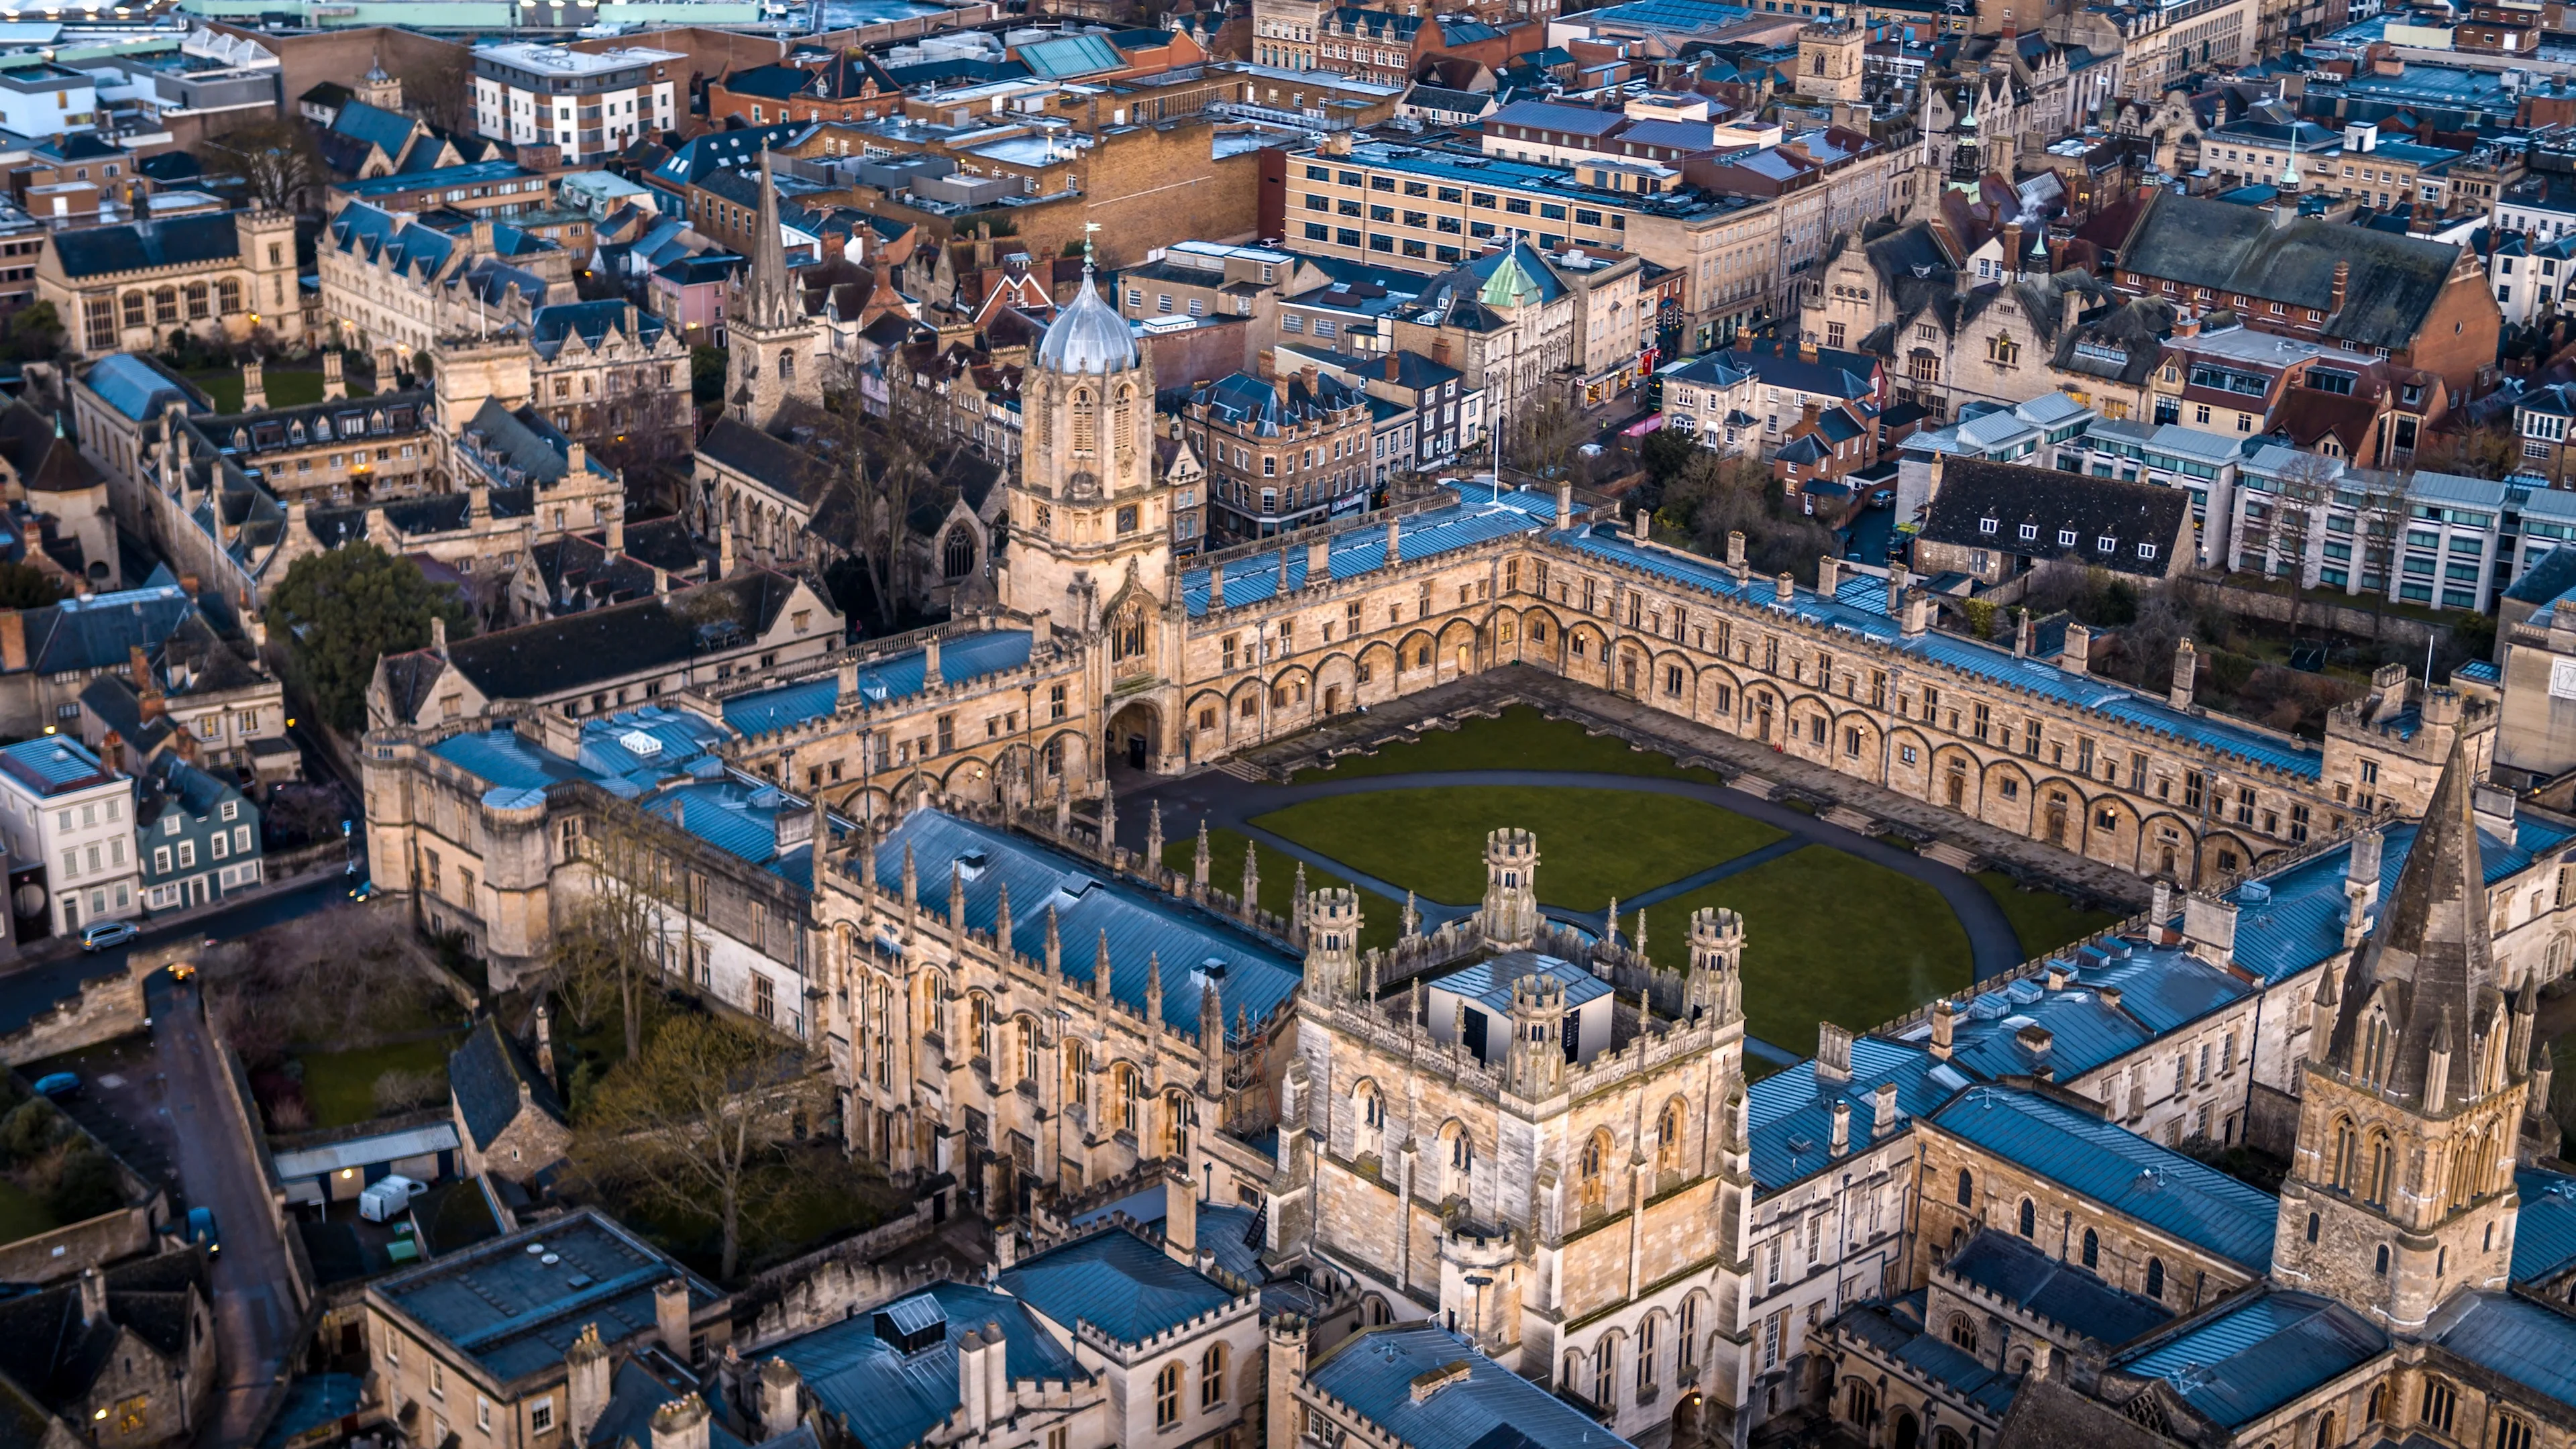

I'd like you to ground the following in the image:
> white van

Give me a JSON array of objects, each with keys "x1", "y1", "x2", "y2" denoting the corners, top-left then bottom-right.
[{"x1": 357, "y1": 1175, "x2": 427, "y2": 1222}]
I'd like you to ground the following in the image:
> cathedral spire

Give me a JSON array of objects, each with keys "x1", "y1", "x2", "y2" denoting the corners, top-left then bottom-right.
[
  {"x1": 745, "y1": 145, "x2": 798, "y2": 332},
  {"x1": 2326, "y1": 735, "x2": 2496, "y2": 1108}
]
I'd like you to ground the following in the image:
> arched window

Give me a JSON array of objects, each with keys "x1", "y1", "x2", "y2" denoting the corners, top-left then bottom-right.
[
  {"x1": 1161, "y1": 1089, "x2": 1188, "y2": 1157},
  {"x1": 1448, "y1": 1124, "x2": 1474, "y2": 1181},
  {"x1": 1591, "y1": 1339, "x2": 1614, "y2": 1408},
  {"x1": 2082, "y1": 1228, "x2": 2100, "y2": 1269},
  {"x1": 1112, "y1": 607, "x2": 1146, "y2": 662},
  {"x1": 1957, "y1": 1169, "x2": 1974, "y2": 1207},
  {"x1": 1113, "y1": 1062, "x2": 1139, "y2": 1132},
  {"x1": 969, "y1": 992, "x2": 991, "y2": 1061},
  {"x1": 1678, "y1": 1297, "x2": 1699, "y2": 1372},
  {"x1": 2361, "y1": 1010, "x2": 2392, "y2": 1087},
  {"x1": 2145, "y1": 1257, "x2": 2165, "y2": 1300},
  {"x1": 1198, "y1": 1342, "x2": 1227, "y2": 1410},
  {"x1": 152, "y1": 286, "x2": 177, "y2": 324},
  {"x1": 1656, "y1": 1097, "x2": 1686, "y2": 1174},
  {"x1": 2367, "y1": 1131, "x2": 2395, "y2": 1206},
  {"x1": 2018, "y1": 1198, "x2": 2036, "y2": 1238},
  {"x1": 1064, "y1": 1040, "x2": 1089, "y2": 1110},
  {"x1": 2497, "y1": 1413, "x2": 2534, "y2": 1449},
  {"x1": 2367, "y1": 1383, "x2": 2389, "y2": 1423},
  {"x1": 1846, "y1": 1382, "x2": 1877, "y2": 1426},
  {"x1": 2306, "y1": 1212, "x2": 2320, "y2": 1244},
  {"x1": 2314, "y1": 1412, "x2": 2335, "y2": 1449},
  {"x1": 1155, "y1": 1362, "x2": 1182, "y2": 1428},
  {"x1": 1580, "y1": 1130, "x2": 1611, "y2": 1210},
  {"x1": 777, "y1": 350, "x2": 796, "y2": 380},
  {"x1": 215, "y1": 278, "x2": 241, "y2": 314},
  {"x1": 1947, "y1": 1313, "x2": 1979, "y2": 1352},
  {"x1": 2420, "y1": 1379, "x2": 2456, "y2": 1437},
  {"x1": 1635, "y1": 1316, "x2": 1658, "y2": 1393},
  {"x1": 941, "y1": 529, "x2": 975, "y2": 579},
  {"x1": 1071, "y1": 388, "x2": 1097, "y2": 455},
  {"x1": 2332, "y1": 1116, "x2": 2359, "y2": 1191},
  {"x1": 2375, "y1": 1244, "x2": 2390, "y2": 1275},
  {"x1": 1113, "y1": 382, "x2": 1135, "y2": 461}
]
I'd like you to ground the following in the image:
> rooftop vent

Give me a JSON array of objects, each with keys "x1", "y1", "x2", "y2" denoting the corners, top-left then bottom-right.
[
  {"x1": 874, "y1": 1292, "x2": 948, "y2": 1356},
  {"x1": 619, "y1": 729, "x2": 663, "y2": 758},
  {"x1": 957, "y1": 847, "x2": 989, "y2": 881}
]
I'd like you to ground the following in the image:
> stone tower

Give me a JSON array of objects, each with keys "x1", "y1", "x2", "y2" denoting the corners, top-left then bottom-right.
[
  {"x1": 1481, "y1": 828, "x2": 1540, "y2": 948},
  {"x1": 1686, "y1": 906, "x2": 1746, "y2": 1026},
  {"x1": 2272, "y1": 738, "x2": 2536, "y2": 1331},
  {"x1": 724, "y1": 146, "x2": 824, "y2": 431},
  {"x1": 1303, "y1": 888, "x2": 1363, "y2": 1009},
  {"x1": 1001, "y1": 259, "x2": 1169, "y2": 634},
  {"x1": 1796, "y1": 19, "x2": 1864, "y2": 103},
  {"x1": 1505, "y1": 972, "x2": 1568, "y2": 1099},
  {"x1": 356, "y1": 53, "x2": 402, "y2": 111}
]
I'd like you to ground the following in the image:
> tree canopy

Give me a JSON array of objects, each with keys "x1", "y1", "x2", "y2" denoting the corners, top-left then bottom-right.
[
  {"x1": 203, "y1": 119, "x2": 324, "y2": 214},
  {"x1": 0, "y1": 562, "x2": 64, "y2": 610},
  {"x1": 264, "y1": 542, "x2": 470, "y2": 733}
]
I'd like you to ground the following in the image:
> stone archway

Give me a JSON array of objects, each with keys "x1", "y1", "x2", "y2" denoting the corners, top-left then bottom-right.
[
  {"x1": 1107, "y1": 700, "x2": 1162, "y2": 774},
  {"x1": 1670, "y1": 1390, "x2": 1705, "y2": 1449},
  {"x1": 1894, "y1": 1410, "x2": 1921, "y2": 1449}
]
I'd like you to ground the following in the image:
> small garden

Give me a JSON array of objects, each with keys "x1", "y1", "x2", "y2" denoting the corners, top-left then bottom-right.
[
  {"x1": 201, "y1": 906, "x2": 469, "y2": 1133},
  {"x1": 0, "y1": 1073, "x2": 124, "y2": 1243}
]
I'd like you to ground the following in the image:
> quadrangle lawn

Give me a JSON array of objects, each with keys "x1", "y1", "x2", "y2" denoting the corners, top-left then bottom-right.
[
  {"x1": 1976, "y1": 871, "x2": 2125, "y2": 962},
  {"x1": 1292, "y1": 705, "x2": 1724, "y2": 786},
  {"x1": 1663, "y1": 845, "x2": 1972, "y2": 1058},
  {"x1": 1252, "y1": 786, "x2": 1784, "y2": 909},
  {"x1": 186, "y1": 367, "x2": 374, "y2": 415}
]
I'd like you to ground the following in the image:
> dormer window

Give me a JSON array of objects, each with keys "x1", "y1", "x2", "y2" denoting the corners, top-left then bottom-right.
[
  {"x1": 2055, "y1": 528, "x2": 2074, "y2": 546},
  {"x1": 2139, "y1": 543, "x2": 2158, "y2": 559},
  {"x1": 2018, "y1": 523, "x2": 2039, "y2": 541},
  {"x1": 1980, "y1": 516, "x2": 1999, "y2": 534},
  {"x1": 2098, "y1": 535, "x2": 2117, "y2": 551}
]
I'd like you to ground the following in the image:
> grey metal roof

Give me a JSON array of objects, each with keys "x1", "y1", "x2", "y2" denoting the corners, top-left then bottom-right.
[
  {"x1": 1427, "y1": 951, "x2": 1610, "y2": 1016},
  {"x1": 2429, "y1": 1290, "x2": 2576, "y2": 1406},
  {"x1": 2116, "y1": 1291, "x2": 2386, "y2": 1426},
  {"x1": 995, "y1": 1227, "x2": 1236, "y2": 1345},
  {"x1": 861, "y1": 810, "x2": 1301, "y2": 1042},
  {"x1": 1746, "y1": 1036, "x2": 1966, "y2": 1192},
  {"x1": 1177, "y1": 486, "x2": 1563, "y2": 616},
  {"x1": 1304, "y1": 1325, "x2": 1638, "y2": 1449},
  {"x1": 1943, "y1": 1228, "x2": 2171, "y2": 1346},
  {"x1": 1927, "y1": 1087, "x2": 2279, "y2": 1272},
  {"x1": 2512, "y1": 1167, "x2": 2576, "y2": 1285},
  {"x1": 769, "y1": 1281, "x2": 1084, "y2": 1449}
]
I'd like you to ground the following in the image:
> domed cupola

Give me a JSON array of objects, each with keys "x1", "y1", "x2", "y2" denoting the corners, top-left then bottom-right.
[{"x1": 1036, "y1": 264, "x2": 1140, "y2": 376}]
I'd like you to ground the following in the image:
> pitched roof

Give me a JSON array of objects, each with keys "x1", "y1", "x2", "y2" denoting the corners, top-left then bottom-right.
[
  {"x1": 1927, "y1": 1087, "x2": 2279, "y2": 1271},
  {"x1": 1917, "y1": 458, "x2": 2188, "y2": 578},
  {"x1": 423, "y1": 570, "x2": 808, "y2": 704},
  {"x1": 1941, "y1": 1229, "x2": 2172, "y2": 1346},
  {"x1": 996, "y1": 1228, "x2": 1237, "y2": 1344},
  {"x1": 2121, "y1": 191, "x2": 2471, "y2": 352},
  {"x1": 51, "y1": 211, "x2": 241, "y2": 278},
  {"x1": 1304, "y1": 1324, "x2": 1637, "y2": 1449},
  {"x1": 2114, "y1": 1291, "x2": 2385, "y2": 1426},
  {"x1": 447, "y1": 1016, "x2": 564, "y2": 1151},
  {"x1": 769, "y1": 1282, "x2": 1085, "y2": 1449}
]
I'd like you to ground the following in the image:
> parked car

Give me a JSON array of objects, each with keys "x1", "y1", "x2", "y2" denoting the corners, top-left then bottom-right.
[
  {"x1": 184, "y1": 1206, "x2": 219, "y2": 1255},
  {"x1": 358, "y1": 1175, "x2": 427, "y2": 1223},
  {"x1": 30, "y1": 1072, "x2": 77, "y2": 1099},
  {"x1": 1870, "y1": 487, "x2": 1895, "y2": 507},
  {"x1": 79, "y1": 920, "x2": 138, "y2": 952},
  {"x1": 348, "y1": 880, "x2": 377, "y2": 903}
]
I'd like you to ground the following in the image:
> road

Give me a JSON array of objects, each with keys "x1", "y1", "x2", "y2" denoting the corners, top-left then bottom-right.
[
  {"x1": 148, "y1": 970, "x2": 301, "y2": 1448},
  {"x1": 0, "y1": 871, "x2": 354, "y2": 1040}
]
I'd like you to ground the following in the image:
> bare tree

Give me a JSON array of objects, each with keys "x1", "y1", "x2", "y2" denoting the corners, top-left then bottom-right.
[
  {"x1": 819, "y1": 371, "x2": 951, "y2": 628},
  {"x1": 1506, "y1": 396, "x2": 1591, "y2": 484},
  {"x1": 204, "y1": 119, "x2": 325, "y2": 215},
  {"x1": 400, "y1": 46, "x2": 476, "y2": 138},
  {"x1": 572, "y1": 1011, "x2": 824, "y2": 1281},
  {"x1": 563, "y1": 803, "x2": 695, "y2": 1063}
]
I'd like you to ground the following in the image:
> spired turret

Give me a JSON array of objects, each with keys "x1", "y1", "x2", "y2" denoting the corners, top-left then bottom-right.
[
  {"x1": 1481, "y1": 828, "x2": 1541, "y2": 948},
  {"x1": 1687, "y1": 907, "x2": 1746, "y2": 1025},
  {"x1": 1507, "y1": 971, "x2": 1569, "y2": 1099},
  {"x1": 1303, "y1": 888, "x2": 1364, "y2": 1009}
]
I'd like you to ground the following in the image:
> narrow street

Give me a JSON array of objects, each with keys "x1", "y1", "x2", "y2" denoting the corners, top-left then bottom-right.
[{"x1": 148, "y1": 969, "x2": 300, "y2": 1449}]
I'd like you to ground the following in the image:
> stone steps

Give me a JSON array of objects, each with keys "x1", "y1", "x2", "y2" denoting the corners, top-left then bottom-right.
[
  {"x1": 1821, "y1": 806, "x2": 1879, "y2": 834},
  {"x1": 1923, "y1": 841, "x2": 1984, "y2": 873}
]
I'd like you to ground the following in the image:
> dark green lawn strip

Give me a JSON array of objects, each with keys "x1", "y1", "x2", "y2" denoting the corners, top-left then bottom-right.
[
  {"x1": 1974, "y1": 871, "x2": 2126, "y2": 962},
  {"x1": 1293, "y1": 704, "x2": 1724, "y2": 784}
]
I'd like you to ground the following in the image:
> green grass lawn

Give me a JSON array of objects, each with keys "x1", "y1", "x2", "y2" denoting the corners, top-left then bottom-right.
[
  {"x1": 185, "y1": 367, "x2": 375, "y2": 415},
  {"x1": 0, "y1": 1177, "x2": 56, "y2": 1244},
  {"x1": 1253, "y1": 786, "x2": 1784, "y2": 909},
  {"x1": 1292, "y1": 705, "x2": 1725, "y2": 785},
  {"x1": 292, "y1": 1034, "x2": 462, "y2": 1129},
  {"x1": 1161, "y1": 826, "x2": 1401, "y2": 952},
  {"x1": 1664, "y1": 845, "x2": 1972, "y2": 1058},
  {"x1": 1975, "y1": 871, "x2": 2125, "y2": 963}
]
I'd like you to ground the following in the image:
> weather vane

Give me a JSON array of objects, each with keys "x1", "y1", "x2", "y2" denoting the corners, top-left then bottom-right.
[{"x1": 1083, "y1": 221, "x2": 1102, "y2": 268}]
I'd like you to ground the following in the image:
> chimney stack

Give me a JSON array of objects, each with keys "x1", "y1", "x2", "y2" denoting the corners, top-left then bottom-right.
[
  {"x1": 1164, "y1": 1173, "x2": 1198, "y2": 1264},
  {"x1": 322, "y1": 350, "x2": 345, "y2": 401},
  {"x1": 2169, "y1": 638, "x2": 2197, "y2": 710},
  {"x1": 241, "y1": 360, "x2": 266, "y2": 413},
  {"x1": 1817, "y1": 554, "x2": 1840, "y2": 598},
  {"x1": 653, "y1": 1278, "x2": 691, "y2": 1356}
]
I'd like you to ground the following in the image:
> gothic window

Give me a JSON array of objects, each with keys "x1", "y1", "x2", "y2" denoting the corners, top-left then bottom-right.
[
  {"x1": 2332, "y1": 1116, "x2": 2360, "y2": 1191},
  {"x1": 1161, "y1": 1089, "x2": 1188, "y2": 1157},
  {"x1": 2361, "y1": 1008, "x2": 2393, "y2": 1087},
  {"x1": 941, "y1": 529, "x2": 975, "y2": 579},
  {"x1": 2018, "y1": 1198, "x2": 2036, "y2": 1238},
  {"x1": 1956, "y1": 1169, "x2": 1974, "y2": 1207},
  {"x1": 2145, "y1": 1256, "x2": 2165, "y2": 1300},
  {"x1": 1064, "y1": 1040, "x2": 1089, "y2": 1110},
  {"x1": 152, "y1": 286, "x2": 177, "y2": 325},
  {"x1": 1656, "y1": 1097, "x2": 1686, "y2": 1174},
  {"x1": 1110, "y1": 607, "x2": 1146, "y2": 663},
  {"x1": 969, "y1": 992, "x2": 991, "y2": 1061},
  {"x1": 216, "y1": 278, "x2": 241, "y2": 314},
  {"x1": 2367, "y1": 1384, "x2": 2389, "y2": 1423},
  {"x1": 2366, "y1": 1131, "x2": 2396, "y2": 1206},
  {"x1": 1591, "y1": 1340, "x2": 1614, "y2": 1408},
  {"x1": 2082, "y1": 1228, "x2": 2100, "y2": 1268},
  {"x1": 1679, "y1": 1298, "x2": 1699, "y2": 1371},
  {"x1": 2314, "y1": 1413, "x2": 2336, "y2": 1449},
  {"x1": 184, "y1": 282, "x2": 208, "y2": 320},
  {"x1": 121, "y1": 291, "x2": 144, "y2": 329},
  {"x1": 1155, "y1": 1364, "x2": 1181, "y2": 1428},
  {"x1": 1113, "y1": 1062, "x2": 1139, "y2": 1133},
  {"x1": 2420, "y1": 1379, "x2": 2457, "y2": 1437},
  {"x1": 1071, "y1": 388, "x2": 1097, "y2": 455},
  {"x1": 2497, "y1": 1413, "x2": 2534, "y2": 1449},
  {"x1": 1580, "y1": 1129, "x2": 1611, "y2": 1210},
  {"x1": 777, "y1": 350, "x2": 795, "y2": 380},
  {"x1": 1449, "y1": 1123, "x2": 1474, "y2": 1179},
  {"x1": 1947, "y1": 1313, "x2": 1978, "y2": 1352},
  {"x1": 2376, "y1": 1244, "x2": 2390, "y2": 1275},
  {"x1": 1199, "y1": 1344, "x2": 1228, "y2": 1411},
  {"x1": 1114, "y1": 383, "x2": 1136, "y2": 460}
]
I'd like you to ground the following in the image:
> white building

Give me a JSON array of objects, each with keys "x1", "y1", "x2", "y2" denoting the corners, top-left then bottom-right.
[
  {"x1": 470, "y1": 44, "x2": 680, "y2": 166},
  {"x1": 0, "y1": 62, "x2": 95, "y2": 139},
  {"x1": 0, "y1": 734, "x2": 136, "y2": 936}
]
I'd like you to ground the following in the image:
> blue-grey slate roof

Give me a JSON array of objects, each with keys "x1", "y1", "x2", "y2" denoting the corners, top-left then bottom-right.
[
  {"x1": 771, "y1": 1281, "x2": 1083, "y2": 1449},
  {"x1": 2429, "y1": 1290, "x2": 2576, "y2": 1407},
  {"x1": 447, "y1": 1017, "x2": 563, "y2": 1152},
  {"x1": 1304, "y1": 1325, "x2": 1637, "y2": 1449},
  {"x1": 2216, "y1": 814, "x2": 2575, "y2": 985},
  {"x1": 52, "y1": 212, "x2": 242, "y2": 278},
  {"x1": 586, "y1": 1358, "x2": 751, "y2": 1449},
  {"x1": 2116, "y1": 1291, "x2": 2386, "y2": 1426},
  {"x1": 863, "y1": 810, "x2": 1301, "y2": 1042},
  {"x1": 1928, "y1": 1087, "x2": 2279, "y2": 1271},
  {"x1": 1551, "y1": 523, "x2": 2323, "y2": 780},
  {"x1": 1943, "y1": 1228, "x2": 2171, "y2": 1345},
  {"x1": 722, "y1": 630, "x2": 1034, "y2": 737},
  {"x1": 1178, "y1": 488, "x2": 1566, "y2": 616},
  {"x1": 84, "y1": 354, "x2": 199, "y2": 422},
  {"x1": 2514, "y1": 1167, "x2": 2576, "y2": 1284},
  {"x1": 1833, "y1": 1294, "x2": 2019, "y2": 1420},
  {"x1": 1937, "y1": 938, "x2": 2252, "y2": 1084},
  {"x1": 1746, "y1": 1036, "x2": 1967, "y2": 1191},
  {"x1": 996, "y1": 1227, "x2": 1236, "y2": 1345},
  {"x1": 372, "y1": 1209, "x2": 719, "y2": 1386}
]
